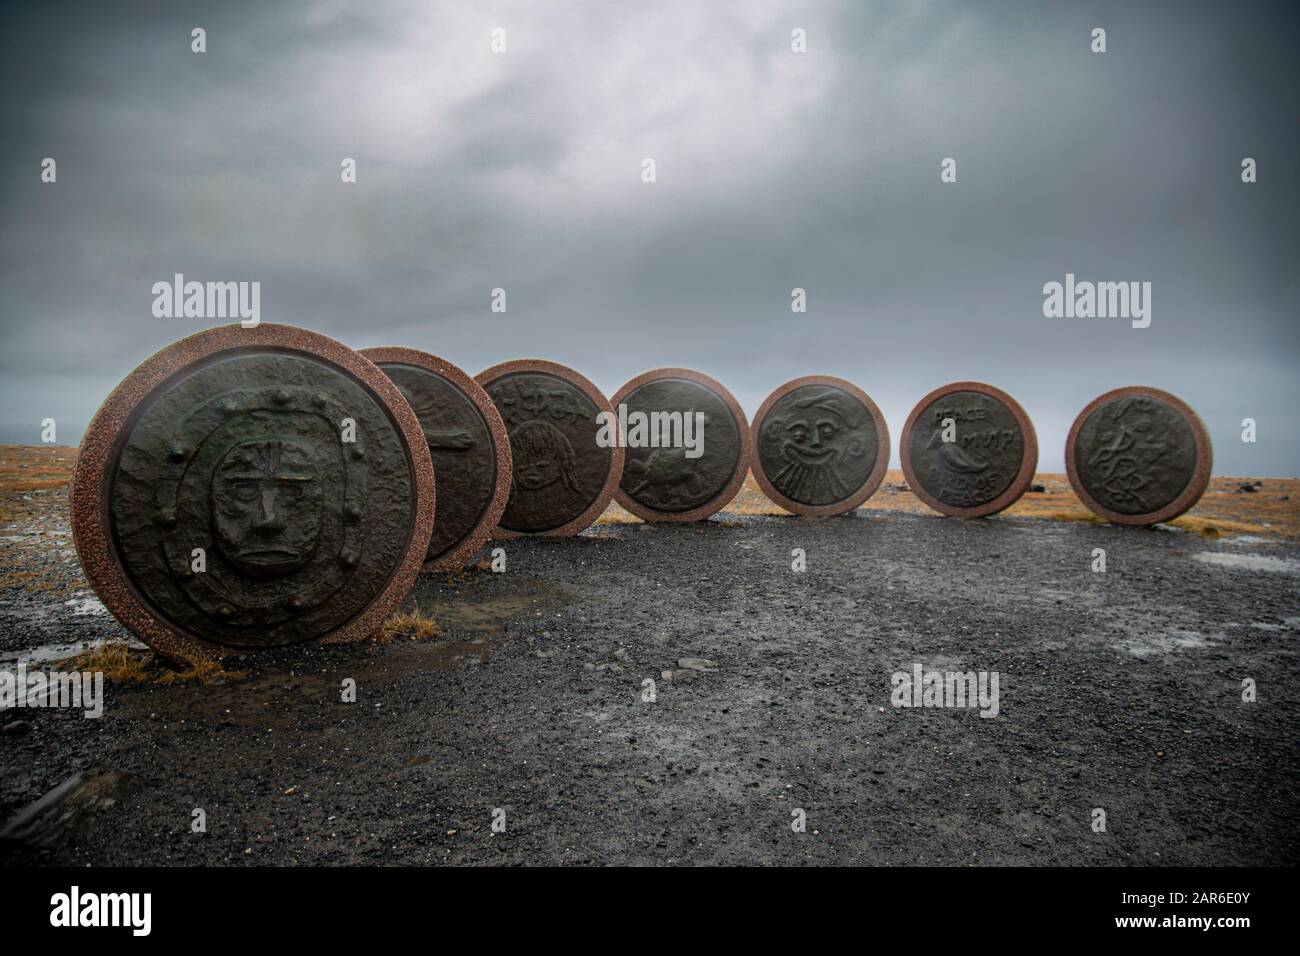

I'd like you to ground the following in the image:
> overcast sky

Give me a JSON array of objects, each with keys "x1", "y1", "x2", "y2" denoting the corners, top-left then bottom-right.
[{"x1": 2, "y1": 0, "x2": 1296, "y2": 474}]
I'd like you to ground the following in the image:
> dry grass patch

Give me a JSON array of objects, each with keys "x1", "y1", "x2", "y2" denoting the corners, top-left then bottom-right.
[
  {"x1": 157, "y1": 658, "x2": 250, "y2": 684},
  {"x1": 69, "y1": 642, "x2": 151, "y2": 683},
  {"x1": 1015, "y1": 509, "x2": 1106, "y2": 525},
  {"x1": 3, "y1": 479, "x2": 69, "y2": 492},
  {"x1": 594, "y1": 502, "x2": 642, "y2": 525},
  {"x1": 66, "y1": 641, "x2": 249, "y2": 685},
  {"x1": 1168, "y1": 515, "x2": 1264, "y2": 538},
  {"x1": 374, "y1": 607, "x2": 440, "y2": 643}
]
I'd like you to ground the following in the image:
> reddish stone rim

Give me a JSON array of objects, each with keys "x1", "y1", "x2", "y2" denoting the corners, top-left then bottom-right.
[
  {"x1": 474, "y1": 359, "x2": 624, "y2": 537},
  {"x1": 899, "y1": 380, "x2": 1039, "y2": 519},
  {"x1": 360, "y1": 347, "x2": 511, "y2": 571},
  {"x1": 750, "y1": 375, "x2": 891, "y2": 517},
  {"x1": 609, "y1": 367, "x2": 753, "y2": 523},
  {"x1": 69, "y1": 324, "x2": 435, "y2": 663},
  {"x1": 1065, "y1": 385, "x2": 1213, "y2": 526}
]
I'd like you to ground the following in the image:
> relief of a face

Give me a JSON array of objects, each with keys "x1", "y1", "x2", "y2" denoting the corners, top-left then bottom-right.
[
  {"x1": 781, "y1": 412, "x2": 843, "y2": 466},
  {"x1": 509, "y1": 420, "x2": 577, "y2": 494},
  {"x1": 515, "y1": 455, "x2": 559, "y2": 491},
  {"x1": 212, "y1": 440, "x2": 323, "y2": 577},
  {"x1": 762, "y1": 391, "x2": 872, "y2": 505}
]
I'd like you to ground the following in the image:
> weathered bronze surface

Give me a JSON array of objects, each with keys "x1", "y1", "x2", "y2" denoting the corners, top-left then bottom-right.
[
  {"x1": 904, "y1": 382, "x2": 1034, "y2": 520},
  {"x1": 756, "y1": 384, "x2": 880, "y2": 508},
  {"x1": 482, "y1": 368, "x2": 614, "y2": 534},
  {"x1": 618, "y1": 377, "x2": 741, "y2": 515},
  {"x1": 905, "y1": 389, "x2": 1027, "y2": 512},
  {"x1": 71, "y1": 327, "x2": 433, "y2": 662},
  {"x1": 105, "y1": 351, "x2": 417, "y2": 649},
  {"x1": 366, "y1": 352, "x2": 504, "y2": 568},
  {"x1": 1073, "y1": 397, "x2": 1196, "y2": 515},
  {"x1": 1067, "y1": 387, "x2": 1210, "y2": 524}
]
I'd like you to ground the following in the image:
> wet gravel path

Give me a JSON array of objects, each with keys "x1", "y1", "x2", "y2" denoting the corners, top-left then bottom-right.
[{"x1": 2, "y1": 510, "x2": 1298, "y2": 865}]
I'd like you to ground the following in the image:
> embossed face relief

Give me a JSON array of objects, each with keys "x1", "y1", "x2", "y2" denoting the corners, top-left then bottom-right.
[
  {"x1": 758, "y1": 385, "x2": 877, "y2": 507},
  {"x1": 511, "y1": 420, "x2": 576, "y2": 492},
  {"x1": 485, "y1": 371, "x2": 611, "y2": 534},
  {"x1": 212, "y1": 440, "x2": 323, "y2": 577},
  {"x1": 1074, "y1": 396, "x2": 1198, "y2": 515},
  {"x1": 907, "y1": 391, "x2": 1024, "y2": 509},
  {"x1": 106, "y1": 352, "x2": 415, "y2": 649}
]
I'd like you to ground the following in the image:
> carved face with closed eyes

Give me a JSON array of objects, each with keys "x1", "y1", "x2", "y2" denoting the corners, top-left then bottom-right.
[{"x1": 212, "y1": 439, "x2": 323, "y2": 577}]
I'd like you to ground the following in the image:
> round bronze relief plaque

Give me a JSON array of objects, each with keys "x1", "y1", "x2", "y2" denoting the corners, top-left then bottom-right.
[
  {"x1": 1066, "y1": 386, "x2": 1212, "y2": 526},
  {"x1": 475, "y1": 360, "x2": 623, "y2": 537},
  {"x1": 610, "y1": 368, "x2": 751, "y2": 522},
  {"x1": 751, "y1": 375, "x2": 890, "y2": 516},
  {"x1": 69, "y1": 325, "x2": 435, "y2": 662},
  {"x1": 900, "y1": 381, "x2": 1038, "y2": 518},
  {"x1": 361, "y1": 348, "x2": 510, "y2": 571}
]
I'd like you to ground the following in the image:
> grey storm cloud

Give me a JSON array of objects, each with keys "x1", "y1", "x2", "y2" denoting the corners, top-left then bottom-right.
[{"x1": 1, "y1": 0, "x2": 1296, "y2": 473}]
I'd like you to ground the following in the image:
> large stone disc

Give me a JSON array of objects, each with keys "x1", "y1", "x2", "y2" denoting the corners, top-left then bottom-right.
[
  {"x1": 610, "y1": 368, "x2": 751, "y2": 522},
  {"x1": 475, "y1": 360, "x2": 624, "y2": 537},
  {"x1": 1066, "y1": 386, "x2": 1212, "y2": 526},
  {"x1": 361, "y1": 348, "x2": 511, "y2": 570},
  {"x1": 751, "y1": 375, "x2": 890, "y2": 517},
  {"x1": 900, "y1": 381, "x2": 1038, "y2": 518},
  {"x1": 69, "y1": 325, "x2": 435, "y2": 662}
]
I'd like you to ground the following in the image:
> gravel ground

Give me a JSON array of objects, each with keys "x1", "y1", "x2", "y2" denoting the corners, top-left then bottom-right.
[{"x1": 2, "y1": 502, "x2": 1298, "y2": 866}]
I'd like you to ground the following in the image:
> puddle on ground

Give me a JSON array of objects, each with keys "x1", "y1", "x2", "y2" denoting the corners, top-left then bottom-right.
[
  {"x1": 108, "y1": 576, "x2": 572, "y2": 727},
  {"x1": 0, "y1": 635, "x2": 148, "y2": 667},
  {"x1": 63, "y1": 595, "x2": 107, "y2": 616},
  {"x1": 1192, "y1": 552, "x2": 1300, "y2": 574}
]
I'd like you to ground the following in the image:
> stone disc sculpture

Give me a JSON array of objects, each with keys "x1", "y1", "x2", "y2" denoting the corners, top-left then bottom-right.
[
  {"x1": 361, "y1": 348, "x2": 511, "y2": 570},
  {"x1": 1066, "y1": 386, "x2": 1212, "y2": 525},
  {"x1": 610, "y1": 368, "x2": 751, "y2": 522},
  {"x1": 751, "y1": 375, "x2": 890, "y2": 516},
  {"x1": 900, "y1": 381, "x2": 1038, "y2": 518},
  {"x1": 476, "y1": 359, "x2": 624, "y2": 536},
  {"x1": 69, "y1": 325, "x2": 435, "y2": 662}
]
